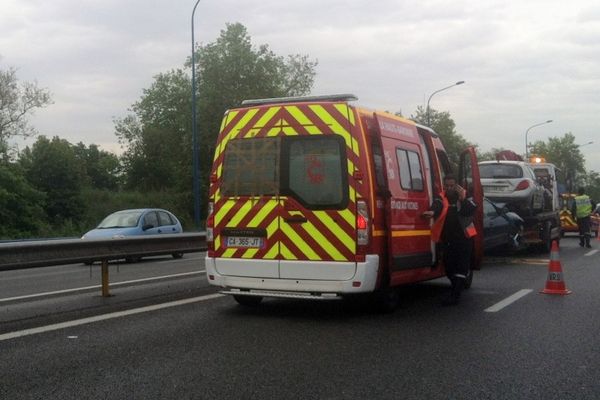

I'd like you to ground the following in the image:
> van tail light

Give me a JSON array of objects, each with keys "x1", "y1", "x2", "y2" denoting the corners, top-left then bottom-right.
[
  {"x1": 357, "y1": 200, "x2": 370, "y2": 246},
  {"x1": 206, "y1": 201, "x2": 214, "y2": 252},
  {"x1": 515, "y1": 180, "x2": 530, "y2": 191}
]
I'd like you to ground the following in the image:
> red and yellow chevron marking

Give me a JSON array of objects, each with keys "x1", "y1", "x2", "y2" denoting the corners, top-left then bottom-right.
[
  {"x1": 210, "y1": 101, "x2": 362, "y2": 263},
  {"x1": 212, "y1": 198, "x2": 356, "y2": 262},
  {"x1": 213, "y1": 103, "x2": 358, "y2": 177}
]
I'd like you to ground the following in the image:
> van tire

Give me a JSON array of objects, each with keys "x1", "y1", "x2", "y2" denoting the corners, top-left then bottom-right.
[
  {"x1": 233, "y1": 295, "x2": 263, "y2": 307},
  {"x1": 372, "y1": 287, "x2": 400, "y2": 313}
]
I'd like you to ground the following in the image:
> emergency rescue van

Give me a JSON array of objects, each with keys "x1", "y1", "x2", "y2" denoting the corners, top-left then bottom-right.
[{"x1": 205, "y1": 94, "x2": 483, "y2": 309}]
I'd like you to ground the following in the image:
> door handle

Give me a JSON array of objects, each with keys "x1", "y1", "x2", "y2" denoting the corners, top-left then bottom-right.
[{"x1": 284, "y1": 216, "x2": 308, "y2": 224}]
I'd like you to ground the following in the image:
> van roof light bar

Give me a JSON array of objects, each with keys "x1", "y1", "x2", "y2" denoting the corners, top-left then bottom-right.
[{"x1": 241, "y1": 94, "x2": 358, "y2": 106}]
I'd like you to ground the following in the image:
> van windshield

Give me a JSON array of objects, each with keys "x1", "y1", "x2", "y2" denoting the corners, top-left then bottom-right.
[{"x1": 221, "y1": 136, "x2": 348, "y2": 209}]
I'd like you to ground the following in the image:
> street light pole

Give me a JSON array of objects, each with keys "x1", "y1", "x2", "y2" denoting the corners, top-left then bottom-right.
[
  {"x1": 426, "y1": 80, "x2": 465, "y2": 127},
  {"x1": 191, "y1": 0, "x2": 201, "y2": 230},
  {"x1": 524, "y1": 119, "x2": 552, "y2": 159}
]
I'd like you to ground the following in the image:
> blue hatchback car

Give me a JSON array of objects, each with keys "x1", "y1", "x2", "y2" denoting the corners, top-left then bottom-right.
[{"x1": 82, "y1": 208, "x2": 184, "y2": 262}]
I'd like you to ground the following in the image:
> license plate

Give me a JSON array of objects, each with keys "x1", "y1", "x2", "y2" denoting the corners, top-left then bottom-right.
[
  {"x1": 484, "y1": 185, "x2": 509, "y2": 192},
  {"x1": 225, "y1": 236, "x2": 263, "y2": 248}
]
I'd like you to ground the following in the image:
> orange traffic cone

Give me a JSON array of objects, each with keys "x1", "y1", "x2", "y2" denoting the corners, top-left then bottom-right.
[{"x1": 540, "y1": 240, "x2": 571, "y2": 295}]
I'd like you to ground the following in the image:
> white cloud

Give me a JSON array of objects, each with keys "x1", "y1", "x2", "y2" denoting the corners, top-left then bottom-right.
[{"x1": 1, "y1": 0, "x2": 599, "y2": 171}]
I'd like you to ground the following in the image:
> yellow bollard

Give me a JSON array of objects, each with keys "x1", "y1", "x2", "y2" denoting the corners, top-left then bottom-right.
[{"x1": 101, "y1": 260, "x2": 111, "y2": 297}]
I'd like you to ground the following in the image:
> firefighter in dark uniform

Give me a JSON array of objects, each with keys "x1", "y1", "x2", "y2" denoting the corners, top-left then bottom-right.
[{"x1": 425, "y1": 175, "x2": 478, "y2": 306}]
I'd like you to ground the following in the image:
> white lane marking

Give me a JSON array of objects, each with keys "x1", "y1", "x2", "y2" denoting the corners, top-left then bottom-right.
[
  {"x1": 0, "y1": 293, "x2": 225, "y2": 342},
  {"x1": 484, "y1": 289, "x2": 533, "y2": 313},
  {"x1": 0, "y1": 270, "x2": 206, "y2": 303},
  {"x1": 585, "y1": 249, "x2": 598, "y2": 256}
]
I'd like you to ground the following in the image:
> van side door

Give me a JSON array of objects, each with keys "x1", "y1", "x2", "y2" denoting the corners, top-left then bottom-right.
[
  {"x1": 458, "y1": 146, "x2": 484, "y2": 269},
  {"x1": 377, "y1": 124, "x2": 433, "y2": 273}
]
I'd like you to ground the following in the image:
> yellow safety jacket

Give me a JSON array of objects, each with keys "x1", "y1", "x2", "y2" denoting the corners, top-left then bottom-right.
[{"x1": 575, "y1": 195, "x2": 592, "y2": 218}]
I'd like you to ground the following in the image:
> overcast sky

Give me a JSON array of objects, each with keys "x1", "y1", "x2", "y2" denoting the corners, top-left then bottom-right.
[{"x1": 2, "y1": 0, "x2": 599, "y2": 171}]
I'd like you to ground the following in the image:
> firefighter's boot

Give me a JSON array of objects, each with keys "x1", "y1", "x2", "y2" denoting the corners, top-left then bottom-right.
[{"x1": 442, "y1": 277, "x2": 464, "y2": 306}]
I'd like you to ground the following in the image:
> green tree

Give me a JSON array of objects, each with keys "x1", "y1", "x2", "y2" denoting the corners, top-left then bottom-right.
[
  {"x1": 73, "y1": 142, "x2": 121, "y2": 190},
  {"x1": 0, "y1": 66, "x2": 52, "y2": 152},
  {"x1": 410, "y1": 106, "x2": 473, "y2": 171},
  {"x1": 195, "y1": 23, "x2": 316, "y2": 173},
  {"x1": 0, "y1": 160, "x2": 47, "y2": 239},
  {"x1": 529, "y1": 133, "x2": 586, "y2": 192},
  {"x1": 20, "y1": 136, "x2": 86, "y2": 225},
  {"x1": 115, "y1": 69, "x2": 191, "y2": 191},
  {"x1": 582, "y1": 170, "x2": 600, "y2": 203},
  {"x1": 115, "y1": 22, "x2": 317, "y2": 221}
]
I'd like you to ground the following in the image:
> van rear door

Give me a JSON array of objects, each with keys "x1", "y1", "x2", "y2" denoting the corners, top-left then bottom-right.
[
  {"x1": 279, "y1": 133, "x2": 357, "y2": 280},
  {"x1": 215, "y1": 136, "x2": 282, "y2": 278}
]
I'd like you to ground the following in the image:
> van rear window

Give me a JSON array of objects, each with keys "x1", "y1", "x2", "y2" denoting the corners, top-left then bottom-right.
[
  {"x1": 221, "y1": 136, "x2": 348, "y2": 209},
  {"x1": 221, "y1": 138, "x2": 280, "y2": 196}
]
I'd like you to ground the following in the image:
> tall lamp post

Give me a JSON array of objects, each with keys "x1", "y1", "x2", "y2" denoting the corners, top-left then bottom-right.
[
  {"x1": 426, "y1": 80, "x2": 465, "y2": 127},
  {"x1": 191, "y1": 0, "x2": 201, "y2": 230},
  {"x1": 524, "y1": 120, "x2": 552, "y2": 159}
]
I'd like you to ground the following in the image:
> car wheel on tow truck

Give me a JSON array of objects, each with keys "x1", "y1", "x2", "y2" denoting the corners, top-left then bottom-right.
[{"x1": 542, "y1": 221, "x2": 554, "y2": 253}]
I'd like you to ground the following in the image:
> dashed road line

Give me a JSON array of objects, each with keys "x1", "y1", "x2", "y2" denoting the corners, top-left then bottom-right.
[{"x1": 484, "y1": 289, "x2": 533, "y2": 313}]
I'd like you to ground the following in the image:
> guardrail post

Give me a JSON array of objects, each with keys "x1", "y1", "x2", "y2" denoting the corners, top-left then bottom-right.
[{"x1": 101, "y1": 260, "x2": 111, "y2": 297}]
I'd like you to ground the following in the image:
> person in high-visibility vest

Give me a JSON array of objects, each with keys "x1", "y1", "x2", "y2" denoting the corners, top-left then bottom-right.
[
  {"x1": 424, "y1": 174, "x2": 478, "y2": 306},
  {"x1": 572, "y1": 186, "x2": 596, "y2": 248}
]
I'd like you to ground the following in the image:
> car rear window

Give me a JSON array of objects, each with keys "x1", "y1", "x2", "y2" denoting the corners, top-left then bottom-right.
[
  {"x1": 221, "y1": 136, "x2": 348, "y2": 209},
  {"x1": 479, "y1": 164, "x2": 523, "y2": 179}
]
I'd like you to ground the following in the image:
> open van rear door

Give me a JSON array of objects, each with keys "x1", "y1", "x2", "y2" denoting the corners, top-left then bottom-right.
[{"x1": 458, "y1": 146, "x2": 484, "y2": 269}]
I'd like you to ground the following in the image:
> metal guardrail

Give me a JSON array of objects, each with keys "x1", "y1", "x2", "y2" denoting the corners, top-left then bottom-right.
[{"x1": 0, "y1": 233, "x2": 207, "y2": 297}]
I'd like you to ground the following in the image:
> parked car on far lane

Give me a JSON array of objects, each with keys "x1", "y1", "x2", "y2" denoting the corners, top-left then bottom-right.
[
  {"x1": 82, "y1": 208, "x2": 184, "y2": 262},
  {"x1": 482, "y1": 197, "x2": 524, "y2": 253}
]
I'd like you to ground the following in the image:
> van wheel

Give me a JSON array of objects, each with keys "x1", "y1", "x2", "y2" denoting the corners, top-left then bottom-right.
[
  {"x1": 233, "y1": 295, "x2": 263, "y2": 307},
  {"x1": 372, "y1": 287, "x2": 399, "y2": 313}
]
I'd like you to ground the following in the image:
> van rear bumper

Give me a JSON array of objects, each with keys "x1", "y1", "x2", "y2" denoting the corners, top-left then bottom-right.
[{"x1": 205, "y1": 255, "x2": 379, "y2": 296}]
